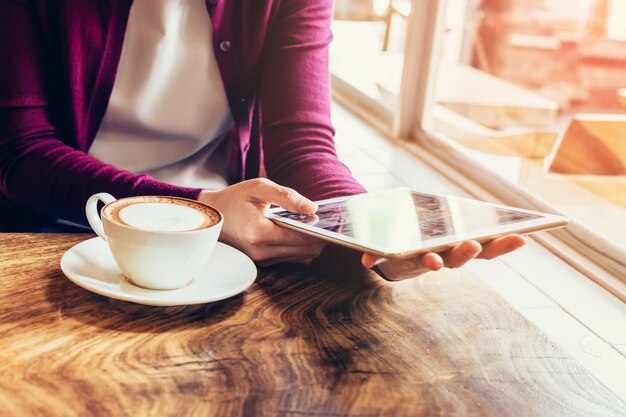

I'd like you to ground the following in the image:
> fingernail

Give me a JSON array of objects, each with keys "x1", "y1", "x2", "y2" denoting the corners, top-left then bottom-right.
[
  {"x1": 372, "y1": 257, "x2": 386, "y2": 267},
  {"x1": 296, "y1": 194, "x2": 316, "y2": 212}
]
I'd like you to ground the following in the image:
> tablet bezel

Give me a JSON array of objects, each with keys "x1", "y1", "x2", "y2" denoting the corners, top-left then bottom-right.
[{"x1": 267, "y1": 191, "x2": 569, "y2": 259}]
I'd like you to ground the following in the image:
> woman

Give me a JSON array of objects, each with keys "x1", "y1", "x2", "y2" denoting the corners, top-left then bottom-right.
[{"x1": 0, "y1": 0, "x2": 524, "y2": 270}]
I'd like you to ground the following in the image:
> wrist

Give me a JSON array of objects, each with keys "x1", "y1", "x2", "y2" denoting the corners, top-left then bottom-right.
[{"x1": 197, "y1": 189, "x2": 220, "y2": 207}]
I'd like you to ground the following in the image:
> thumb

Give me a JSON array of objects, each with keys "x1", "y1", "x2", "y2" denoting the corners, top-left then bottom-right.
[{"x1": 256, "y1": 180, "x2": 317, "y2": 214}]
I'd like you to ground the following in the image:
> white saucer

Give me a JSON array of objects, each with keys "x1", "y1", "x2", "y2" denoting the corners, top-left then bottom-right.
[{"x1": 60, "y1": 237, "x2": 257, "y2": 306}]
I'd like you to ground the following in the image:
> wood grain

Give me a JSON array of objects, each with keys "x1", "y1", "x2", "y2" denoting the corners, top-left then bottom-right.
[{"x1": 0, "y1": 233, "x2": 624, "y2": 417}]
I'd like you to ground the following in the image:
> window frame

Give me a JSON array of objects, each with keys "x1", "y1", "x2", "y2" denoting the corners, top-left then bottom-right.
[{"x1": 330, "y1": 0, "x2": 626, "y2": 300}]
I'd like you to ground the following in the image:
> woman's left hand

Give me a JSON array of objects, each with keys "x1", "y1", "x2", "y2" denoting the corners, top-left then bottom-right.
[{"x1": 361, "y1": 234, "x2": 527, "y2": 275}]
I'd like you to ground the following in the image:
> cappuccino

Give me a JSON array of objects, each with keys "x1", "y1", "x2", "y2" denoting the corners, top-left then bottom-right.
[
  {"x1": 103, "y1": 196, "x2": 220, "y2": 232},
  {"x1": 87, "y1": 193, "x2": 223, "y2": 289}
]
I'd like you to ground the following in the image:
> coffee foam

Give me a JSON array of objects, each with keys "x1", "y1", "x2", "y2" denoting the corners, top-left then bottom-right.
[{"x1": 103, "y1": 196, "x2": 220, "y2": 232}]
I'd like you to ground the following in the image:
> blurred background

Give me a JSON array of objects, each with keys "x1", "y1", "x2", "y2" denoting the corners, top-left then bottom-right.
[{"x1": 330, "y1": 0, "x2": 626, "y2": 251}]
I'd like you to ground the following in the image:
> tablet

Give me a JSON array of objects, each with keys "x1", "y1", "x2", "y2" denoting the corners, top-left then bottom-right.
[{"x1": 267, "y1": 188, "x2": 568, "y2": 259}]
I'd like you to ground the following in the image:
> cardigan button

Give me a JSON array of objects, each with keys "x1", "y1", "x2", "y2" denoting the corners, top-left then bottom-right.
[{"x1": 219, "y1": 40, "x2": 232, "y2": 52}]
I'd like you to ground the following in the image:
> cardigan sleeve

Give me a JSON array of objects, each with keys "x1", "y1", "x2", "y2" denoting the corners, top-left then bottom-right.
[
  {"x1": 259, "y1": 0, "x2": 367, "y2": 201},
  {"x1": 0, "y1": 1, "x2": 201, "y2": 224}
]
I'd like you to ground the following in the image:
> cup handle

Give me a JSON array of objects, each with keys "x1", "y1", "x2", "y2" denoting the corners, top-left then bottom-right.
[{"x1": 86, "y1": 193, "x2": 116, "y2": 241}]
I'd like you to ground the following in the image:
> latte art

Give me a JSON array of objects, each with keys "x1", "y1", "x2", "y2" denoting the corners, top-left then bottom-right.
[
  {"x1": 103, "y1": 196, "x2": 220, "y2": 232},
  {"x1": 118, "y1": 203, "x2": 206, "y2": 232}
]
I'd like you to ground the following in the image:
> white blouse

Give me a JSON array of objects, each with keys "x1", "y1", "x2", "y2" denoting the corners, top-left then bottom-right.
[{"x1": 90, "y1": 0, "x2": 233, "y2": 189}]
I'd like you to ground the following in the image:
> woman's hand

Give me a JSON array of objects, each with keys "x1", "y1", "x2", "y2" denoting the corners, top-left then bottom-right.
[
  {"x1": 198, "y1": 178, "x2": 327, "y2": 266},
  {"x1": 361, "y1": 234, "x2": 527, "y2": 279}
]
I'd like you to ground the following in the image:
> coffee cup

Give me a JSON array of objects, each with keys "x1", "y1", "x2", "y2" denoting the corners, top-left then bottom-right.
[{"x1": 85, "y1": 193, "x2": 223, "y2": 290}]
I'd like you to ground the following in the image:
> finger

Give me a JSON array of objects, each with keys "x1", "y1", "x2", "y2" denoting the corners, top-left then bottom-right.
[
  {"x1": 421, "y1": 252, "x2": 445, "y2": 270},
  {"x1": 440, "y1": 240, "x2": 482, "y2": 268},
  {"x1": 477, "y1": 234, "x2": 526, "y2": 260},
  {"x1": 261, "y1": 221, "x2": 327, "y2": 247},
  {"x1": 248, "y1": 243, "x2": 324, "y2": 264},
  {"x1": 361, "y1": 253, "x2": 382, "y2": 269},
  {"x1": 371, "y1": 257, "x2": 431, "y2": 280},
  {"x1": 362, "y1": 251, "x2": 444, "y2": 271},
  {"x1": 251, "y1": 179, "x2": 317, "y2": 214}
]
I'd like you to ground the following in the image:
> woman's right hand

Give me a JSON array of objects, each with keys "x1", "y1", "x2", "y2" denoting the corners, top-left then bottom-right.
[{"x1": 197, "y1": 178, "x2": 327, "y2": 266}]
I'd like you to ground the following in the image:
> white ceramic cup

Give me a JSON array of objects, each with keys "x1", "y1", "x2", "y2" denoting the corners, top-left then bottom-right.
[{"x1": 85, "y1": 193, "x2": 223, "y2": 290}]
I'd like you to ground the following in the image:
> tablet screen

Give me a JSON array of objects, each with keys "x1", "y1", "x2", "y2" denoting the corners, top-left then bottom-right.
[{"x1": 270, "y1": 189, "x2": 556, "y2": 255}]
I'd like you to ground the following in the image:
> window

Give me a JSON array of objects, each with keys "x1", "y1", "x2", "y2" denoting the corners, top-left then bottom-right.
[
  {"x1": 330, "y1": 0, "x2": 412, "y2": 125},
  {"x1": 331, "y1": 0, "x2": 626, "y2": 295}
]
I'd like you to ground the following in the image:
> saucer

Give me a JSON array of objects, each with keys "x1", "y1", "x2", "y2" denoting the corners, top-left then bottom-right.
[{"x1": 60, "y1": 237, "x2": 257, "y2": 306}]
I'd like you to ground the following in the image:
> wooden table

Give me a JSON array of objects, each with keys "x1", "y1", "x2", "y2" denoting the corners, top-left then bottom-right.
[{"x1": 1, "y1": 233, "x2": 624, "y2": 417}]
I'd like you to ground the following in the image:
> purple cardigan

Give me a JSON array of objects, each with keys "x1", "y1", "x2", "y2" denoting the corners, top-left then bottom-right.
[{"x1": 0, "y1": 0, "x2": 365, "y2": 223}]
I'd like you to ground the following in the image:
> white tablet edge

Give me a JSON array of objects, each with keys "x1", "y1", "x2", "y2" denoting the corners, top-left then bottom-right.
[{"x1": 267, "y1": 192, "x2": 569, "y2": 259}]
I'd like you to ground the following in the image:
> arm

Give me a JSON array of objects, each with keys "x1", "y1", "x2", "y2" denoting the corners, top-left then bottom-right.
[
  {"x1": 256, "y1": 0, "x2": 527, "y2": 273},
  {"x1": 259, "y1": 0, "x2": 366, "y2": 201},
  {"x1": 0, "y1": 1, "x2": 201, "y2": 224},
  {"x1": 0, "y1": 107, "x2": 202, "y2": 223}
]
